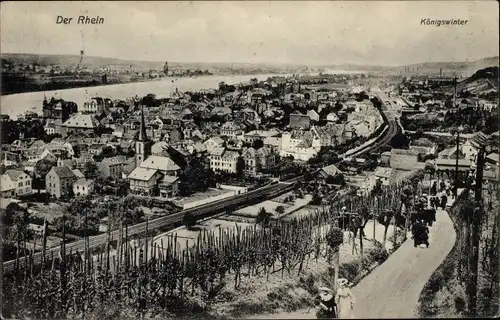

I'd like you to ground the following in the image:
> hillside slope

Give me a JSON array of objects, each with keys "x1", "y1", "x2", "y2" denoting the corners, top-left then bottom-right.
[{"x1": 458, "y1": 66, "x2": 499, "y2": 94}]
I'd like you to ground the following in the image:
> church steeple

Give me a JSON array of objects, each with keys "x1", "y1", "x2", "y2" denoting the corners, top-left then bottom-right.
[
  {"x1": 135, "y1": 105, "x2": 152, "y2": 168},
  {"x1": 138, "y1": 105, "x2": 148, "y2": 142}
]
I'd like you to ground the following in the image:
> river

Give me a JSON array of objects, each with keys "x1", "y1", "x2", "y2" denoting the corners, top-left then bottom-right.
[{"x1": 0, "y1": 74, "x2": 287, "y2": 119}]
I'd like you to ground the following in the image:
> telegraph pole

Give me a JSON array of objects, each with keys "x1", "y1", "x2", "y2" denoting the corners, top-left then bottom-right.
[
  {"x1": 454, "y1": 130, "x2": 460, "y2": 197},
  {"x1": 453, "y1": 76, "x2": 460, "y2": 197},
  {"x1": 468, "y1": 144, "x2": 486, "y2": 316}
]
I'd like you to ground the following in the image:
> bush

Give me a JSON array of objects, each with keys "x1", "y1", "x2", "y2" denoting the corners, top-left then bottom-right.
[
  {"x1": 326, "y1": 227, "x2": 344, "y2": 249},
  {"x1": 339, "y1": 261, "x2": 360, "y2": 280},
  {"x1": 298, "y1": 274, "x2": 318, "y2": 295},
  {"x1": 183, "y1": 212, "x2": 197, "y2": 229}
]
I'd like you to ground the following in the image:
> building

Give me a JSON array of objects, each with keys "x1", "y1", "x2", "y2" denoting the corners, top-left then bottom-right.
[
  {"x1": 326, "y1": 112, "x2": 339, "y2": 122},
  {"x1": 204, "y1": 136, "x2": 225, "y2": 152},
  {"x1": 244, "y1": 129, "x2": 280, "y2": 145},
  {"x1": 370, "y1": 167, "x2": 397, "y2": 188},
  {"x1": 242, "y1": 146, "x2": 277, "y2": 175},
  {"x1": 82, "y1": 97, "x2": 105, "y2": 114},
  {"x1": 60, "y1": 113, "x2": 99, "y2": 136},
  {"x1": 139, "y1": 155, "x2": 181, "y2": 176},
  {"x1": 0, "y1": 170, "x2": 32, "y2": 197},
  {"x1": 317, "y1": 164, "x2": 342, "y2": 179},
  {"x1": 128, "y1": 167, "x2": 163, "y2": 196},
  {"x1": 280, "y1": 129, "x2": 321, "y2": 161},
  {"x1": 307, "y1": 109, "x2": 320, "y2": 122},
  {"x1": 96, "y1": 155, "x2": 127, "y2": 179},
  {"x1": 220, "y1": 121, "x2": 245, "y2": 138},
  {"x1": 438, "y1": 147, "x2": 465, "y2": 160},
  {"x1": 46, "y1": 166, "x2": 77, "y2": 199},
  {"x1": 73, "y1": 178, "x2": 95, "y2": 196},
  {"x1": 135, "y1": 106, "x2": 153, "y2": 168},
  {"x1": 128, "y1": 166, "x2": 179, "y2": 198},
  {"x1": 208, "y1": 149, "x2": 241, "y2": 174},
  {"x1": 128, "y1": 112, "x2": 181, "y2": 198},
  {"x1": 289, "y1": 113, "x2": 311, "y2": 129}
]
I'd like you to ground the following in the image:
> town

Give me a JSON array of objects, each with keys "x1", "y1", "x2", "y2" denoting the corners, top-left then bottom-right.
[
  {"x1": 1, "y1": 66, "x2": 499, "y2": 319},
  {"x1": 1, "y1": 1, "x2": 499, "y2": 318}
]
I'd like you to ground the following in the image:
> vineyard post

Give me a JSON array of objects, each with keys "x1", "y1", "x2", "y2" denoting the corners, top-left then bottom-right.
[
  {"x1": 373, "y1": 196, "x2": 378, "y2": 243},
  {"x1": 393, "y1": 214, "x2": 397, "y2": 248},
  {"x1": 359, "y1": 221, "x2": 363, "y2": 257},
  {"x1": 42, "y1": 218, "x2": 48, "y2": 272},
  {"x1": 84, "y1": 207, "x2": 88, "y2": 275}
]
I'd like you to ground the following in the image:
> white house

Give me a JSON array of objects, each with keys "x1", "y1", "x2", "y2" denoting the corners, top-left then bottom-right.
[
  {"x1": 279, "y1": 129, "x2": 321, "y2": 161},
  {"x1": 204, "y1": 136, "x2": 225, "y2": 152},
  {"x1": 307, "y1": 109, "x2": 320, "y2": 122},
  {"x1": 326, "y1": 112, "x2": 339, "y2": 122},
  {"x1": 1, "y1": 170, "x2": 32, "y2": 197},
  {"x1": 73, "y1": 178, "x2": 95, "y2": 196}
]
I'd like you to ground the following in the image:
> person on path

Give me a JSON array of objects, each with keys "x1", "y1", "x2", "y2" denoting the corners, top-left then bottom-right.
[
  {"x1": 315, "y1": 287, "x2": 337, "y2": 319},
  {"x1": 335, "y1": 278, "x2": 355, "y2": 319}
]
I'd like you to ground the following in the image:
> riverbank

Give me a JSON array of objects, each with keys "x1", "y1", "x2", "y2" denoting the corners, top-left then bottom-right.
[{"x1": 0, "y1": 73, "x2": 289, "y2": 119}]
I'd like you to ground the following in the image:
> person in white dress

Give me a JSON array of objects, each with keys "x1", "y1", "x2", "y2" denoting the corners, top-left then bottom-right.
[{"x1": 335, "y1": 278, "x2": 355, "y2": 319}]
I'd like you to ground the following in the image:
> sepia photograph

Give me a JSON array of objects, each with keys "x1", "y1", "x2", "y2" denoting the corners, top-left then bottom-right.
[{"x1": 0, "y1": 1, "x2": 498, "y2": 319}]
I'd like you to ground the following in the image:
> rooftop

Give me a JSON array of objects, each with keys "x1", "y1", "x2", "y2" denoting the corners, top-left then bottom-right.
[
  {"x1": 51, "y1": 166, "x2": 76, "y2": 179},
  {"x1": 128, "y1": 167, "x2": 158, "y2": 181},
  {"x1": 140, "y1": 155, "x2": 181, "y2": 172}
]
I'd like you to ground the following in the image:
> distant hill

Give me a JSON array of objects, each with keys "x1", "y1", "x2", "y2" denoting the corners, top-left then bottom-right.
[
  {"x1": 314, "y1": 57, "x2": 500, "y2": 74},
  {"x1": 2, "y1": 53, "x2": 499, "y2": 75},
  {"x1": 0, "y1": 53, "x2": 301, "y2": 71},
  {"x1": 457, "y1": 66, "x2": 499, "y2": 95},
  {"x1": 403, "y1": 56, "x2": 499, "y2": 75}
]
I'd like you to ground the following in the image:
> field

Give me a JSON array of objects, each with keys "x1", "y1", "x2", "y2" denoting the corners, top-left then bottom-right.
[
  {"x1": 27, "y1": 202, "x2": 66, "y2": 223},
  {"x1": 232, "y1": 193, "x2": 312, "y2": 219}
]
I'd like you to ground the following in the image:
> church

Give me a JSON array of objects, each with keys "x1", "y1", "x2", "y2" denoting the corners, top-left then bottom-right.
[{"x1": 127, "y1": 107, "x2": 181, "y2": 198}]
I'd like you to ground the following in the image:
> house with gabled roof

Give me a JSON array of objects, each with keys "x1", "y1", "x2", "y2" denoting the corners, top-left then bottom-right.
[
  {"x1": 60, "y1": 113, "x2": 99, "y2": 136},
  {"x1": 96, "y1": 155, "x2": 127, "y2": 179},
  {"x1": 1, "y1": 170, "x2": 32, "y2": 197},
  {"x1": 46, "y1": 166, "x2": 77, "y2": 198}
]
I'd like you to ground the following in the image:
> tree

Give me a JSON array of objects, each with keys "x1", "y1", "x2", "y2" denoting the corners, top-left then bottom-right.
[
  {"x1": 183, "y1": 212, "x2": 197, "y2": 230},
  {"x1": 236, "y1": 156, "x2": 245, "y2": 177},
  {"x1": 66, "y1": 196, "x2": 100, "y2": 234},
  {"x1": 311, "y1": 192, "x2": 322, "y2": 205},
  {"x1": 390, "y1": 132, "x2": 410, "y2": 149},
  {"x1": 252, "y1": 139, "x2": 264, "y2": 150},
  {"x1": 256, "y1": 207, "x2": 272, "y2": 226},
  {"x1": 117, "y1": 196, "x2": 145, "y2": 226},
  {"x1": 275, "y1": 205, "x2": 285, "y2": 216},
  {"x1": 326, "y1": 227, "x2": 344, "y2": 281},
  {"x1": 83, "y1": 161, "x2": 99, "y2": 179},
  {"x1": 179, "y1": 157, "x2": 215, "y2": 196},
  {"x1": 2, "y1": 203, "x2": 32, "y2": 243}
]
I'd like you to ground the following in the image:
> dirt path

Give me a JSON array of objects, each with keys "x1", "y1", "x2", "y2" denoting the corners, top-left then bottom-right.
[{"x1": 248, "y1": 204, "x2": 457, "y2": 319}]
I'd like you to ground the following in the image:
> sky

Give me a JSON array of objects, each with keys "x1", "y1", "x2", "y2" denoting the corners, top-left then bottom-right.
[{"x1": 1, "y1": 1, "x2": 498, "y2": 66}]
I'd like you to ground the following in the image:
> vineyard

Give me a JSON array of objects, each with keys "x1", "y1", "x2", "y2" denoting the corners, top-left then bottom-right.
[{"x1": 2, "y1": 178, "x2": 424, "y2": 319}]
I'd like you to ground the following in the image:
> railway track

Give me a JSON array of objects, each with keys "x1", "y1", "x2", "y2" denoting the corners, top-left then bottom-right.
[
  {"x1": 346, "y1": 93, "x2": 401, "y2": 158},
  {"x1": 3, "y1": 181, "x2": 296, "y2": 273}
]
